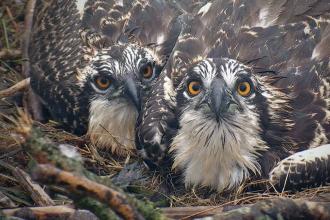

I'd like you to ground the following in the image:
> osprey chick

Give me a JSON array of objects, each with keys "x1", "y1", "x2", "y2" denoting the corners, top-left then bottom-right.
[
  {"x1": 139, "y1": 0, "x2": 330, "y2": 191},
  {"x1": 29, "y1": 0, "x2": 184, "y2": 155}
]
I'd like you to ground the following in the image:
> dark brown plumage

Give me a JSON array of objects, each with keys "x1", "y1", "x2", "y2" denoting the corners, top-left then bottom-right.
[{"x1": 29, "y1": 0, "x2": 192, "y2": 155}]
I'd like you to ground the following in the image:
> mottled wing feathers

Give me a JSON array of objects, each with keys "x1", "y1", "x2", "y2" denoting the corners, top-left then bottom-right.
[
  {"x1": 81, "y1": 0, "x2": 135, "y2": 45},
  {"x1": 123, "y1": 0, "x2": 182, "y2": 64},
  {"x1": 30, "y1": 0, "x2": 91, "y2": 134},
  {"x1": 166, "y1": 15, "x2": 210, "y2": 86},
  {"x1": 207, "y1": 17, "x2": 330, "y2": 149},
  {"x1": 174, "y1": 0, "x2": 209, "y2": 14},
  {"x1": 200, "y1": 0, "x2": 330, "y2": 31},
  {"x1": 30, "y1": 0, "x2": 85, "y2": 82},
  {"x1": 136, "y1": 15, "x2": 208, "y2": 166},
  {"x1": 269, "y1": 144, "x2": 330, "y2": 190}
]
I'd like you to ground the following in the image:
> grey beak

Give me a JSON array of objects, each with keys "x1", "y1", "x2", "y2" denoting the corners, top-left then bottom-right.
[
  {"x1": 125, "y1": 77, "x2": 141, "y2": 110},
  {"x1": 209, "y1": 78, "x2": 232, "y2": 119}
]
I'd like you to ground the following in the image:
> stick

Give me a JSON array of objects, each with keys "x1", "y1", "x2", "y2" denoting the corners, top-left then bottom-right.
[
  {"x1": 21, "y1": 0, "x2": 44, "y2": 121},
  {"x1": 2, "y1": 205, "x2": 98, "y2": 220},
  {"x1": 12, "y1": 167, "x2": 55, "y2": 207},
  {"x1": 0, "y1": 192, "x2": 16, "y2": 208},
  {"x1": 0, "y1": 78, "x2": 30, "y2": 99},
  {"x1": 31, "y1": 164, "x2": 144, "y2": 220},
  {"x1": 21, "y1": 0, "x2": 36, "y2": 78},
  {"x1": 0, "y1": 49, "x2": 21, "y2": 60}
]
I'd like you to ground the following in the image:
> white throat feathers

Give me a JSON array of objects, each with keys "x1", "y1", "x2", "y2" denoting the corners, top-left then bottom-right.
[
  {"x1": 87, "y1": 99, "x2": 138, "y2": 156},
  {"x1": 170, "y1": 108, "x2": 268, "y2": 192}
]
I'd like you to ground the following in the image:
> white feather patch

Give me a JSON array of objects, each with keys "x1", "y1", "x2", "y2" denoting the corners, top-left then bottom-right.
[
  {"x1": 76, "y1": 0, "x2": 88, "y2": 19},
  {"x1": 198, "y1": 2, "x2": 212, "y2": 16},
  {"x1": 87, "y1": 99, "x2": 138, "y2": 156},
  {"x1": 170, "y1": 108, "x2": 267, "y2": 192}
]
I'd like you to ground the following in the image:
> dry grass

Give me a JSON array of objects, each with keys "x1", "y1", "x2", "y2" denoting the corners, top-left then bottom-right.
[{"x1": 0, "y1": 0, "x2": 329, "y2": 213}]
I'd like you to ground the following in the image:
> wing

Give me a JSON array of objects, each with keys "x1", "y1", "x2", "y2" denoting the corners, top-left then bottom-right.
[
  {"x1": 199, "y1": 0, "x2": 330, "y2": 30},
  {"x1": 209, "y1": 17, "x2": 330, "y2": 149},
  {"x1": 136, "y1": 15, "x2": 210, "y2": 168},
  {"x1": 269, "y1": 144, "x2": 330, "y2": 191},
  {"x1": 123, "y1": 0, "x2": 185, "y2": 65},
  {"x1": 29, "y1": 0, "x2": 88, "y2": 134},
  {"x1": 174, "y1": 0, "x2": 209, "y2": 14},
  {"x1": 29, "y1": 0, "x2": 136, "y2": 134},
  {"x1": 81, "y1": 0, "x2": 135, "y2": 46}
]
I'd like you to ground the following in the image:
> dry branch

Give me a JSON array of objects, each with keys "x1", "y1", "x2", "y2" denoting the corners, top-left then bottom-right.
[
  {"x1": 21, "y1": 0, "x2": 44, "y2": 121},
  {"x1": 31, "y1": 164, "x2": 144, "y2": 220},
  {"x1": 0, "y1": 49, "x2": 21, "y2": 60},
  {"x1": 12, "y1": 167, "x2": 55, "y2": 207},
  {"x1": 0, "y1": 192, "x2": 16, "y2": 208},
  {"x1": 15, "y1": 118, "x2": 166, "y2": 220},
  {"x1": 0, "y1": 78, "x2": 30, "y2": 99},
  {"x1": 21, "y1": 0, "x2": 36, "y2": 78},
  {"x1": 2, "y1": 205, "x2": 98, "y2": 220}
]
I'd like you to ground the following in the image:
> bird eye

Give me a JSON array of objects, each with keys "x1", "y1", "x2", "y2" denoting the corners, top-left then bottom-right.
[
  {"x1": 237, "y1": 81, "x2": 252, "y2": 97},
  {"x1": 187, "y1": 81, "x2": 202, "y2": 96},
  {"x1": 94, "y1": 76, "x2": 111, "y2": 90},
  {"x1": 140, "y1": 63, "x2": 154, "y2": 79}
]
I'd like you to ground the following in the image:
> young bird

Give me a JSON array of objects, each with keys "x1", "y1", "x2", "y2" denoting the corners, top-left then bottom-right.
[
  {"x1": 29, "y1": 0, "x2": 188, "y2": 155},
  {"x1": 138, "y1": 0, "x2": 330, "y2": 191}
]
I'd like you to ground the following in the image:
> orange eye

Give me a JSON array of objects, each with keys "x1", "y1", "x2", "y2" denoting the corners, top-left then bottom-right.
[
  {"x1": 237, "y1": 81, "x2": 251, "y2": 97},
  {"x1": 94, "y1": 76, "x2": 111, "y2": 90},
  {"x1": 140, "y1": 63, "x2": 153, "y2": 79},
  {"x1": 187, "y1": 81, "x2": 202, "y2": 96}
]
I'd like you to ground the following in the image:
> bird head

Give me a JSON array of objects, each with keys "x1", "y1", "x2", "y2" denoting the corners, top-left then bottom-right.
[
  {"x1": 171, "y1": 57, "x2": 293, "y2": 191},
  {"x1": 79, "y1": 44, "x2": 162, "y2": 155},
  {"x1": 176, "y1": 58, "x2": 259, "y2": 122}
]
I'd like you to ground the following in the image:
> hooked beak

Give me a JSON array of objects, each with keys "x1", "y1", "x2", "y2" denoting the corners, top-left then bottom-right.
[
  {"x1": 208, "y1": 78, "x2": 237, "y2": 120},
  {"x1": 124, "y1": 77, "x2": 141, "y2": 110}
]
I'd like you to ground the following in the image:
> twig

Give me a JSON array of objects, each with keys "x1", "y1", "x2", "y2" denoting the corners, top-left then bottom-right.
[
  {"x1": 31, "y1": 164, "x2": 144, "y2": 220},
  {"x1": 5, "y1": 6, "x2": 19, "y2": 32},
  {"x1": 12, "y1": 167, "x2": 55, "y2": 207},
  {"x1": 21, "y1": 0, "x2": 36, "y2": 77},
  {"x1": 2, "y1": 205, "x2": 98, "y2": 220},
  {"x1": 23, "y1": 89, "x2": 45, "y2": 121},
  {"x1": 21, "y1": 0, "x2": 44, "y2": 121},
  {"x1": 1, "y1": 19, "x2": 10, "y2": 49},
  {"x1": 0, "y1": 192, "x2": 16, "y2": 208},
  {"x1": 0, "y1": 49, "x2": 21, "y2": 60},
  {"x1": 0, "y1": 78, "x2": 30, "y2": 99}
]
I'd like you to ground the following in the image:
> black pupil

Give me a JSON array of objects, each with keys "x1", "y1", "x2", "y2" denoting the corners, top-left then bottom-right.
[
  {"x1": 99, "y1": 77, "x2": 108, "y2": 85},
  {"x1": 143, "y1": 64, "x2": 152, "y2": 77},
  {"x1": 145, "y1": 67, "x2": 150, "y2": 74},
  {"x1": 192, "y1": 83, "x2": 200, "y2": 91},
  {"x1": 239, "y1": 83, "x2": 247, "y2": 92}
]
